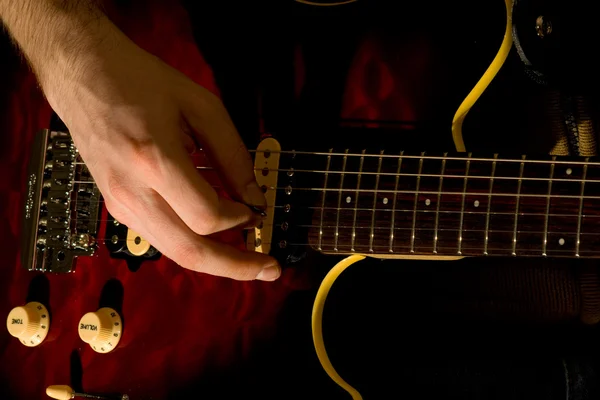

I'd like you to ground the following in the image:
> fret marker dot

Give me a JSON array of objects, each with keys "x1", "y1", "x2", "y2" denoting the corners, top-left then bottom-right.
[
  {"x1": 425, "y1": 199, "x2": 431, "y2": 206},
  {"x1": 383, "y1": 198, "x2": 389, "y2": 205},
  {"x1": 566, "y1": 168, "x2": 572, "y2": 175},
  {"x1": 559, "y1": 238, "x2": 565, "y2": 246},
  {"x1": 474, "y1": 200, "x2": 480, "y2": 207},
  {"x1": 346, "y1": 196, "x2": 351, "y2": 203}
]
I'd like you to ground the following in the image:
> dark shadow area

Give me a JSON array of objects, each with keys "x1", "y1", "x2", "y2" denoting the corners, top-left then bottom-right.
[
  {"x1": 26, "y1": 274, "x2": 50, "y2": 315},
  {"x1": 70, "y1": 350, "x2": 84, "y2": 394},
  {"x1": 98, "y1": 278, "x2": 124, "y2": 318}
]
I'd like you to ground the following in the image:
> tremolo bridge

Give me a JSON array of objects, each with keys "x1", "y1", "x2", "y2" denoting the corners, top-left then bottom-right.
[{"x1": 22, "y1": 130, "x2": 100, "y2": 273}]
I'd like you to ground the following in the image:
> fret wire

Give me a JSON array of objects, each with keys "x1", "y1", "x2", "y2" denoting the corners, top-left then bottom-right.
[
  {"x1": 410, "y1": 152, "x2": 425, "y2": 253},
  {"x1": 576, "y1": 160, "x2": 589, "y2": 257},
  {"x1": 351, "y1": 150, "x2": 366, "y2": 251},
  {"x1": 457, "y1": 153, "x2": 471, "y2": 255},
  {"x1": 542, "y1": 157, "x2": 556, "y2": 256},
  {"x1": 389, "y1": 151, "x2": 404, "y2": 253},
  {"x1": 433, "y1": 153, "x2": 447, "y2": 254},
  {"x1": 484, "y1": 154, "x2": 498, "y2": 255},
  {"x1": 512, "y1": 156, "x2": 526, "y2": 256},
  {"x1": 369, "y1": 151, "x2": 384, "y2": 252},
  {"x1": 317, "y1": 149, "x2": 333, "y2": 251},
  {"x1": 333, "y1": 150, "x2": 349, "y2": 251}
]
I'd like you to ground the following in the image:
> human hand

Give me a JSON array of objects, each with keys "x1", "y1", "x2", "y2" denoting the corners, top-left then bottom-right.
[{"x1": 39, "y1": 26, "x2": 280, "y2": 281}]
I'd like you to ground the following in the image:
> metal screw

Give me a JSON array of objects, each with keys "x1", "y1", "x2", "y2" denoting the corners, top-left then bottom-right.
[
  {"x1": 111, "y1": 235, "x2": 119, "y2": 244},
  {"x1": 113, "y1": 220, "x2": 120, "y2": 226},
  {"x1": 254, "y1": 238, "x2": 262, "y2": 248},
  {"x1": 536, "y1": 15, "x2": 552, "y2": 38}
]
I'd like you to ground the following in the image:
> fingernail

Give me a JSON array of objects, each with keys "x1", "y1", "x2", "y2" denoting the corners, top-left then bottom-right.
[
  {"x1": 256, "y1": 265, "x2": 281, "y2": 281},
  {"x1": 243, "y1": 214, "x2": 265, "y2": 230},
  {"x1": 248, "y1": 205, "x2": 267, "y2": 217},
  {"x1": 244, "y1": 182, "x2": 267, "y2": 209}
]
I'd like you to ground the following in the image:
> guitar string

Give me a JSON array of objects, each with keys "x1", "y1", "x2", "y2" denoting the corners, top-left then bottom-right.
[
  {"x1": 76, "y1": 150, "x2": 600, "y2": 166},
  {"x1": 247, "y1": 150, "x2": 598, "y2": 166},
  {"x1": 71, "y1": 165, "x2": 600, "y2": 184},
  {"x1": 80, "y1": 207, "x2": 600, "y2": 223},
  {"x1": 243, "y1": 244, "x2": 593, "y2": 253},
  {"x1": 67, "y1": 157, "x2": 600, "y2": 247},
  {"x1": 69, "y1": 183, "x2": 600, "y2": 200},
  {"x1": 196, "y1": 166, "x2": 600, "y2": 184},
  {"x1": 94, "y1": 225, "x2": 600, "y2": 242},
  {"x1": 92, "y1": 236, "x2": 600, "y2": 255}
]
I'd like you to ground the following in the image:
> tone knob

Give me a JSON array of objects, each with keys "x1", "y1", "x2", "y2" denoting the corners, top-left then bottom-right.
[
  {"x1": 6, "y1": 302, "x2": 50, "y2": 347},
  {"x1": 78, "y1": 307, "x2": 122, "y2": 353}
]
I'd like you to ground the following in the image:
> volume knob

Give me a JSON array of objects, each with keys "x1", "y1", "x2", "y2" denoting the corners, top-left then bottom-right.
[
  {"x1": 6, "y1": 302, "x2": 50, "y2": 347},
  {"x1": 78, "y1": 307, "x2": 122, "y2": 353}
]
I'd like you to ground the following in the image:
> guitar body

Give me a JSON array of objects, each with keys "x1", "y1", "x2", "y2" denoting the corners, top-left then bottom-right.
[
  {"x1": 0, "y1": 2, "x2": 316, "y2": 399},
  {"x1": 3, "y1": 1, "x2": 600, "y2": 399}
]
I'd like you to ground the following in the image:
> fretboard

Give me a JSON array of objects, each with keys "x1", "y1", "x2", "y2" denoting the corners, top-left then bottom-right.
[{"x1": 301, "y1": 151, "x2": 600, "y2": 258}]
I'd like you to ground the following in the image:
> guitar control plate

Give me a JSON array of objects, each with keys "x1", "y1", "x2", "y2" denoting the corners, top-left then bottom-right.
[{"x1": 21, "y1": 130, "x2": 101, "y2": 273}]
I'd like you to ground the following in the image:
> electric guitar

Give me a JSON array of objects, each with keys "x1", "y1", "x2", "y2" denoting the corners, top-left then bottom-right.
[
  {"x1": 3, "y1": 1, "x2": 600, "y2": 400},
  {"x1": 6, "y1": 125, "x2": 600, "y2": 397}
]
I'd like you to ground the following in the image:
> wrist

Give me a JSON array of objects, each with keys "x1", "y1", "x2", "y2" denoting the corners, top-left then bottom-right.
[
  {"x1": 0, "y1": 1, "x2": 125, "y2": 96},
  {"x1": 35, "y1": 10, "x2": 123, "y2": 92}
]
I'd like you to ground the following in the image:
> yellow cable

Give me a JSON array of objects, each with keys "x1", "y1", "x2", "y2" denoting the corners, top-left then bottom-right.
[
  {"x1": 451, "y1": 0, "x2": 514, "y2": 152},
  {"x1": 312, "y1": 255, "x2": 365, "y2": 400},
  {"x1": 294, "y1": 0, "x2": 358, "y2": 6},
  {"x1": 311, "y1": 2, "x2": 513, "y2": 398}
]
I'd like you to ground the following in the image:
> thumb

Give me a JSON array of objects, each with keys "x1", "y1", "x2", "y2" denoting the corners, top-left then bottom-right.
[
  {"x1": 181, "y1": 89, "x2": 266, "y2": 209},
  {"x1": 127, "y1": 188, "x2": 281, "y2": 281},
  {"x1": 193, "y1": 236, "x2": 282, "y2": 281}
]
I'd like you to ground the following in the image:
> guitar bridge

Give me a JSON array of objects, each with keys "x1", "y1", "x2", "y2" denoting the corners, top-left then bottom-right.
[{"x1": 21, "y1": 130, "x2": 101, "y2": 273}]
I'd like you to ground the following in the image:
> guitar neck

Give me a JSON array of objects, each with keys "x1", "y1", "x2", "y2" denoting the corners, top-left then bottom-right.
[{"x1": 290, "y1": 151, "x2": 600, "y2": 258}]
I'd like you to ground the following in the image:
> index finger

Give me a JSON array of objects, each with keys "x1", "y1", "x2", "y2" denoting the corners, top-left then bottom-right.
[
  {"x1": 181, "y1": 89, "x2": 266, "y2": 209},
  {"x1": 115, "y1": 186, "x2": 280, "y2": 281}
]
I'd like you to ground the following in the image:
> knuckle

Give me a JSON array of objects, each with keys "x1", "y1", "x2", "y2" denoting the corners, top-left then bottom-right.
[
  {"x1": 102, "y1": 196, "x2": 127, "y2": 222},
  {"x1": 173, "y1": 241, "x2": 206, "y2": 271},
  {"x1": 192, "y1": 212, "x2": 220, "y2": 236},
  {"x1": 106, "y1": 175, "x2": 134, "y2": 204},
  {"x1": 129, "y1": 142, "x2": 160, "y2": 178}
]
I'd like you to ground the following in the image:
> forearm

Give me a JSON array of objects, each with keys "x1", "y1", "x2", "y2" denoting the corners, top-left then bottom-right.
[{"x1": 0, "y1": 0, "x2": 123, "y2": 93}]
